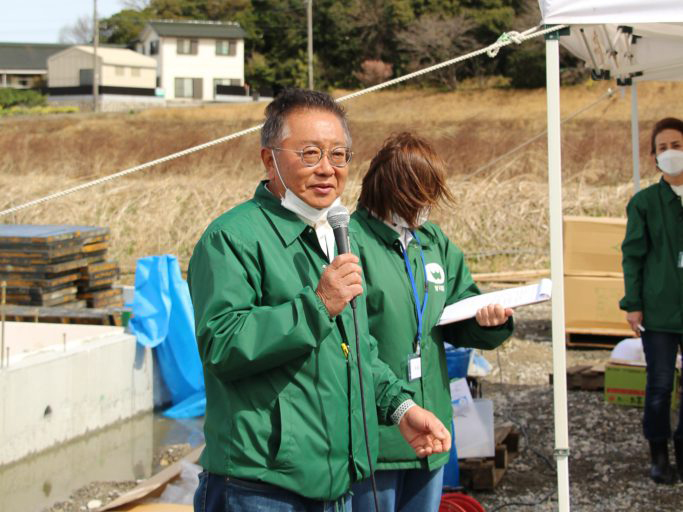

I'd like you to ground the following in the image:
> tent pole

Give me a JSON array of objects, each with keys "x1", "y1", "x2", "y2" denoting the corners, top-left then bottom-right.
[
  {"x1": 545, "y1": 36, "x2": 571, "y2": 512},
  {"x1": 631, "y1": 83, "x2": 640, "y2": 192}
]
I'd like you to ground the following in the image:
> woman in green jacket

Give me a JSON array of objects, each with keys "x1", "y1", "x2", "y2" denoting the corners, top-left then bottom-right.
[
  {"x1": 620, "y1": 117, "x2": 683, "y2": 485},
  {"x1": 350, "y1": 133, "x2": 513, "y2": 511}
]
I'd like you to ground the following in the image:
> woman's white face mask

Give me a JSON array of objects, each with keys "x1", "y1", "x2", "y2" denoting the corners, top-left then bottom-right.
[
  {"x1": 391, "y1": 208, "x2": 430, "y2": 229},
  {"x1": 656, "y1": 149, "x2": 683, "y2": 176}
]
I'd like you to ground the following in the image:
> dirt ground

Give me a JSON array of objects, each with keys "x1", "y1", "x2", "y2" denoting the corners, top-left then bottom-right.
[{"x1": 45, "y1": 302, "x2": 683, "y2": 511}]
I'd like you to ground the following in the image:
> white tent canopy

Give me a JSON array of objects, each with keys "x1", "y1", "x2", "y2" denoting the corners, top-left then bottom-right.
[{"x1": 538, "y1": 2, "x2": 683, "y2": 511}]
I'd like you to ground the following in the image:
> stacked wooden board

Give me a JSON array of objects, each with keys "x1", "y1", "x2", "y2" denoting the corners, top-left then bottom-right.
[{"x1": 0, "y1": 225, "x2": 122, "y2": 309}]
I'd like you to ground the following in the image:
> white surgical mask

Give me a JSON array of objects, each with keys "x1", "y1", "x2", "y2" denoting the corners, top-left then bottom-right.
[
  {"x1": 390, "y1": 208, "x2": 430, "y2": 229},
  {"x1": 656, "y1": 149, "x2": 683, "y2": 176},
  {"x1": 271, "y1": 150, "x2": 339, "y2": 226}
]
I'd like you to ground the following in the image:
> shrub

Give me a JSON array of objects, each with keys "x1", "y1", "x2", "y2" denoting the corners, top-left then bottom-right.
[{"x1": 0, "y1": 88, "x2": 46, "y2": 109}]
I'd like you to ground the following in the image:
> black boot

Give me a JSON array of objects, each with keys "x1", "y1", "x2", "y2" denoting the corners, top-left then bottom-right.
[
  {"x1": 674, "y1": 438, "x2": 683, "y2": 482},
  {"x1": 649, "y1": 440, "x2": 676, "y2": 484}
]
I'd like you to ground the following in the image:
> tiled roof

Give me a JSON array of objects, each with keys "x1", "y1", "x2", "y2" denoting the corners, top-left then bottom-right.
[
  {"x1": 147, "y1": 20, "x2": 247, "y2": 39},
  {"x1": 0, "y1": 42, "x2": 69, "y2": 71}
]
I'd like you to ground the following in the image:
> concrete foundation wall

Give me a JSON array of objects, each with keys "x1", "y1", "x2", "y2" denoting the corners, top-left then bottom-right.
[
  {"x1": 48, "y1": 93, "x2": 166, "y2": 112},
  {"x1": 0, "y1": 330, "x2": 153, "y2": 466},
  {"x1": 0, "y1": 412, "x2": 153, "y2": 511}
]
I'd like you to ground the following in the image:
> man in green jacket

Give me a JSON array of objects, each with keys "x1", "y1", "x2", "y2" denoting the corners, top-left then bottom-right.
[
  {"x1": 187, "y1": 89, "x2": 450, "y2": 512},
  {"x1": 620, "y1": 117, "x2": 683, "y2": 485}
]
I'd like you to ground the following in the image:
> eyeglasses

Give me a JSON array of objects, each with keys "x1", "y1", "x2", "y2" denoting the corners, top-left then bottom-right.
[{"x1": 271, "y1": 145, "x2": 353, "y2": 168}]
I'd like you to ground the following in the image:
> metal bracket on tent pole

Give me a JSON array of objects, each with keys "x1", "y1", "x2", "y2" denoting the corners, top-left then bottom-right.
[
  {"x1": 580, "y1": 28, "x2": 611, "y2": 81},
  {"x1": 544, "y1": 24, "x2": 570, "y2": 40},
  {"x1": 618, "y1": 26, "x2": 635, "y2": 62},
  {"x1": 601, "y1": 25, "x2": 620, "y2": 69},
  {"x1": 554, "y1": 448, "x2": 570, "y2": 460}
]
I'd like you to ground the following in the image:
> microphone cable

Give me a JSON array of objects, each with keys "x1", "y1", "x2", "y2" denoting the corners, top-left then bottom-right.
[
  {"x1": 350, "y1": 300, "x2": 381, "y2": 512},
  {"x1": 327, "y1": 204, "x2": 380, "y2": 511}
]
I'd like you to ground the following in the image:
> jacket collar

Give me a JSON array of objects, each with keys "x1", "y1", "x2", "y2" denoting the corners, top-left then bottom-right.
[
  {"x1": 253, "y1": 181, "x2": 309, "y2": 247},
  {"x1": 659, "y1": 177, "x2": 680, "y2": 204},
  {"x1": 355, "y1": 207, "x2": 434, "y2": 249}
]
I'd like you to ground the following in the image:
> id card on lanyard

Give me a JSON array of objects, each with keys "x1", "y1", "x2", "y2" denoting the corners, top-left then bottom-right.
[{"x1": 402, "y1": 231, "x2": 428, "y2": 382}]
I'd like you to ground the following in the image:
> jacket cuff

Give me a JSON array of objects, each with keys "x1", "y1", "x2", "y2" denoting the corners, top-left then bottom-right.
[{"x1": 389, "y1": 392, "x2": 415, "y2": 418}]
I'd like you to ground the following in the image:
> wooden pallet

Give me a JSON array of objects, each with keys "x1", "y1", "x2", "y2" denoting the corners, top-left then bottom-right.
[
  {"x1": 549, "y1": 364, "x2": 605, "y2": 390},
  {"x1": 458, "y1": 425, "x2": 520, "y2": 491},
  {"x1": 566, "y1": 331, "x2": 629, "y2": 349}
]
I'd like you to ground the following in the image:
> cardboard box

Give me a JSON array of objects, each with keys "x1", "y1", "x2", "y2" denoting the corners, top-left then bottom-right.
[
  {"x1": 604, "y1": 362, "x2": 680, "y2": 408},
  {"x1": 563, "y1": 216, "x2": 626, "y2": 276},
  {"x1": 564, "y1": 275, "x2": 632, "y2": 336}
]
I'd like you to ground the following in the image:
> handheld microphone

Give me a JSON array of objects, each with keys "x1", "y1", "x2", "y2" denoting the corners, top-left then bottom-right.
[{"x1": 327, "y1": 205, "x2": 355, "y2": 309}]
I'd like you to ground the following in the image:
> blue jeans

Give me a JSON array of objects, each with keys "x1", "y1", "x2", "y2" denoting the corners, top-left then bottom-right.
[
  {"x1": 194, "y1": 471, "x2": 351, "y2": 512},
  {"x1": 642, "y1": 330, "x2": 683, "y2": 442},
  {"x1": 351, "y1": 466, "x2": 444, "y2": 512}
]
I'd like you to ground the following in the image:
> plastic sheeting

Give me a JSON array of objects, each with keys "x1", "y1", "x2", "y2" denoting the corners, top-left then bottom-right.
[{"x1": 129, "y1": 255, "x2": 205, "y2": 418}]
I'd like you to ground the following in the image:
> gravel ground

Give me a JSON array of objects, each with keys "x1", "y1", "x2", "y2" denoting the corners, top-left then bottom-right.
[
  {"x1": 45, "y1": 301, "x2": 683, "y2": 511},
  {"x1": 468, "y1": 301, "x2": 683, "y2": 511}
]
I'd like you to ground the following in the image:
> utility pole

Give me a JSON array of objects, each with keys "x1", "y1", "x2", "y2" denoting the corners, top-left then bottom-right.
[
  {"x1": 307, "y1": 0, "x2": 313, "y2": 90},
  {"x1": 93, "y1": 0, "x2": 99, "y2": 112}
]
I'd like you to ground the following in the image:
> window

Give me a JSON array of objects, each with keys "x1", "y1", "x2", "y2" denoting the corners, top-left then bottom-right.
[
  {"x1": 149, "y1": 40, "x2": 159, "y2": 55},
  {"x1": 175, "y1": 77, "x2": 203, "y2": 99},
  {"x1": 115, "y1": 66, "x2": 125, "y2": 76},
  {"x1": 214, "y1": 78, "x2": 241, "y2": 88},
  {"x1": 215, "y1": 40, "x2": 237, "y2": 56},
  {"x1": 131, "y1": 67, "x2": 141, "y2": 77},
  {"x1": 177, "y1": 38, "x2": 198, "y2": 55}
]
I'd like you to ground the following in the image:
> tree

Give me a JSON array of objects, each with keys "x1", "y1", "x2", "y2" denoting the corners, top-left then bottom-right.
[
  {"x1": 58, "y1": 15, "x2": 94, "y2": 44},
  {"x1": 354, "y1": 60, "x2": 393, "y2": 86},
  {"x1": 101, "y1": 9, "x2": 152, "y2": 45},
  {"x1": 397, "y1": 14, "x2": 476, "y2": 88}
]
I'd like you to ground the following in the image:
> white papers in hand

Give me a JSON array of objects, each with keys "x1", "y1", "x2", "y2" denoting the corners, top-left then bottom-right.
[{"x1": 437, "y1": 278, "x2": 552, "y2": 326}]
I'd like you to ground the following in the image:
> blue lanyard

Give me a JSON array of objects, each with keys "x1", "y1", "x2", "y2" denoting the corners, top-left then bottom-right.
[{"x1": 401, "y1": 231, "x2": 428, "y2": 354}]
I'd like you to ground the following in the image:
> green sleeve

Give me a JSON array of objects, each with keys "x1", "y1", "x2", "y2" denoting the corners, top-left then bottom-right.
[
  {"x1": 440, "y1": 236, "x2": 513, "y2": 350},
  {"x1": 367, "y1": 329, "x2": 414, "y2": 425},
  {"x1": 188, "y1": 230, "x2": 334, "y2": 382},
  {"x1": 620, "y1": 197, "x2": 647, "y2": 312}
]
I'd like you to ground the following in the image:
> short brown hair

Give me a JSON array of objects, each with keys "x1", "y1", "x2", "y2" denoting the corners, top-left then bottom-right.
[
  {"x1": 650, "y1": 117, "x2": 683, "y2": 155},
  {"x1": 261, "y1": 88, "x2": 351, "y2": 147},
  {"x1": 358, "y1": 132, "x2": 454, "y2": 227}
]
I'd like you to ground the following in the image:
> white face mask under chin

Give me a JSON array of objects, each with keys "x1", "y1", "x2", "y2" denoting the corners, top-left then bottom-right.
[
  {"x1": 656, "y1": 149, "x2": 683, "y2": 176},
  {"x1": 271, "y1": 150, "x2": 339, "y2": 226},
  {"x1": 391, "y1": 208, "x2": 430, "y2": 229}
]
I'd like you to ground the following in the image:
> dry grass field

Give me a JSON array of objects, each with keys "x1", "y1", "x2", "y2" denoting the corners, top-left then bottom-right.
[{"x1": 1, "y1": 81, "x2": 681, "y2": 280}]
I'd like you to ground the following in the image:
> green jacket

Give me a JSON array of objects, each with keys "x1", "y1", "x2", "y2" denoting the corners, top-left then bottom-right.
[
  {"x1": 620, "y1": 178, "x2": 683, "y2": 333},
  {"x1": 350, "y1": 208, "x2": 513, "y2": 471},
  {"x1": 187, "y1": 182, "x2": 412, "y2": 501}
]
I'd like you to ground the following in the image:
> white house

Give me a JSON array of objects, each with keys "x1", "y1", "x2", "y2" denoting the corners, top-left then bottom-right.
[
  {"x1": 137, "y1": 20, "x2": 247, "y2": 101},
  {"x1": 47, "y1": 46, "x2": 160, "y2": 111}
]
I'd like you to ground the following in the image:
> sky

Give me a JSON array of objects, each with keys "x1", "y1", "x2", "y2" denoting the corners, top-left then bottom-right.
[{"x1": 1, "y1": 0, "x2": 125, "y2": 44}]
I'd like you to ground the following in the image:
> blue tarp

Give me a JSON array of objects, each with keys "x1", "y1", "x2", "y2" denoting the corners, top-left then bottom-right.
[{"x1": 129, "y1": 255, "x2": 205, "y2": 418}]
